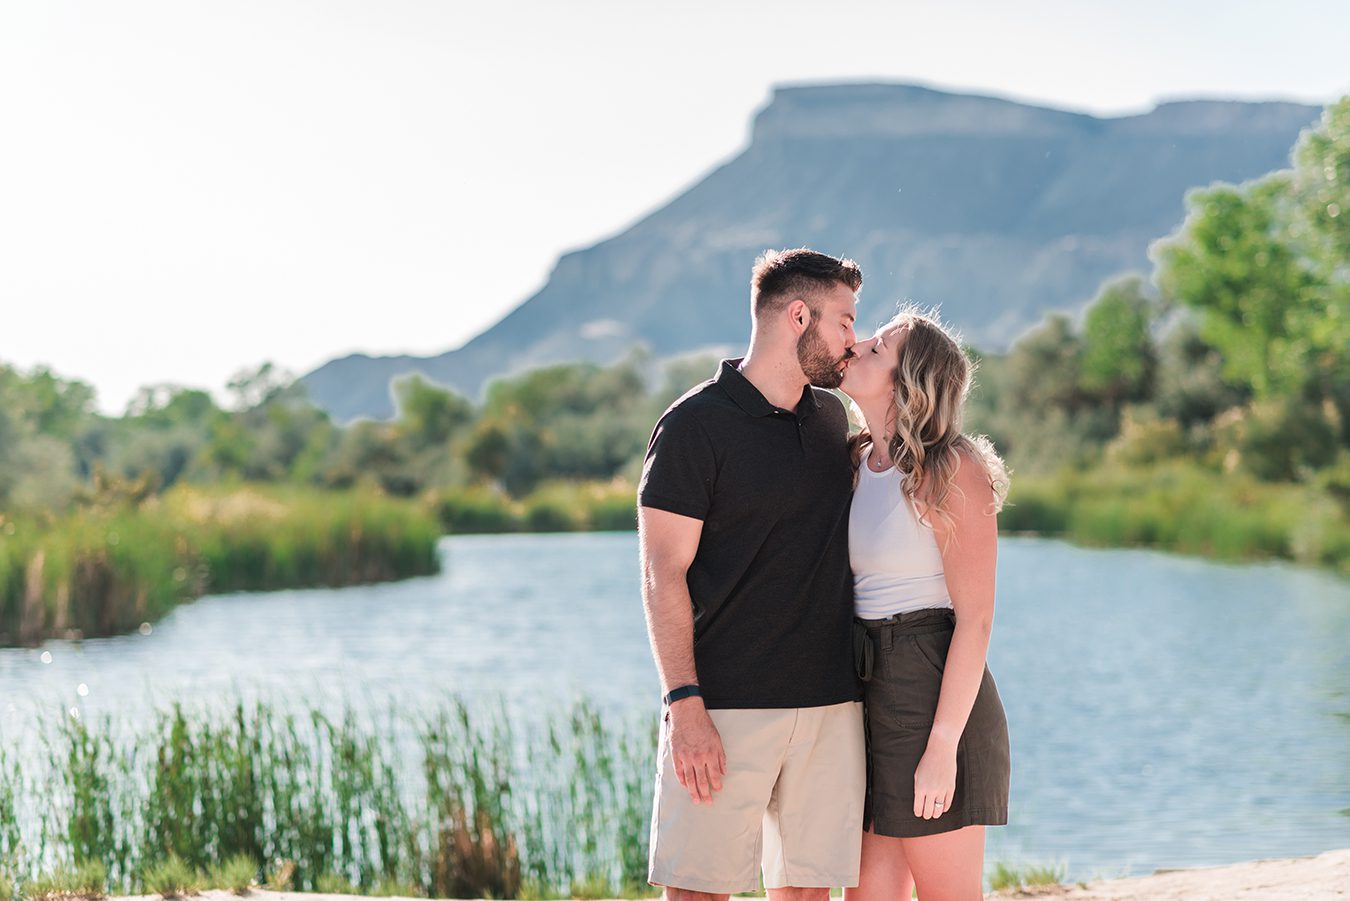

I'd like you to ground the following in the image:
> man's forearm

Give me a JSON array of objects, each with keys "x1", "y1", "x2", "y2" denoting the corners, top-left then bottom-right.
[{"x1": 641, "y1": 559, "x2": 700, "y2": 693}]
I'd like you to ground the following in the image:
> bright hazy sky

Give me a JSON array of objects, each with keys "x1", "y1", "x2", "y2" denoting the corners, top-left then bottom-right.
[{"x1": 3, "y1": 0, "x2": 1348, "y2": 414}]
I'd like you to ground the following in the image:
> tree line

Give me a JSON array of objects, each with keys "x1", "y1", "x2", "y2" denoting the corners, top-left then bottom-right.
[{"x1": 3, "y1": 97, "x2": 1347, "y2": 533}]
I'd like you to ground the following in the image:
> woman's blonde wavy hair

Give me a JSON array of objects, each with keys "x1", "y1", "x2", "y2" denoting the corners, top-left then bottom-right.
[{"x1": 848, "y1": 304, "x2": 1011, "y2": 543}]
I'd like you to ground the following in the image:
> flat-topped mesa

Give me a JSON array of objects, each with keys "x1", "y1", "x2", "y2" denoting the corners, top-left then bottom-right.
[
  {"x1": 1107, "y1": 98, "x2": 1325, "y2": 135},
  {"x1": 299, "y1": 81, "x2": 1325, "y2": 422},
  {"x1": 749, "y1": 83, "x2": 1093, "y2": 141}
]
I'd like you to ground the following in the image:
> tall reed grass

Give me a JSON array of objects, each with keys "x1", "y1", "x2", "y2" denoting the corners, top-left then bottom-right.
[
  {"x1": 0, "y1": 485, "x2": 442, "y2": 646},
  {"x1": 0, "y1": 699, "x2": 658, "y2": 900}
]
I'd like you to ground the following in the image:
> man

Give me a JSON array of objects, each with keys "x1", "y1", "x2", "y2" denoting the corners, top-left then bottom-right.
[{"x1": 639, "y1": 248, "x2": 865, "y2": 901}]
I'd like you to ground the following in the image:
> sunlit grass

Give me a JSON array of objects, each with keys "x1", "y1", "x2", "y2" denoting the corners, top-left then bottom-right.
[
  {"x1": 20, "y1": 862, "x2": 108, "y2": 901},
  {"x1": 987, "y1": 860, "x2": 1066, "y2": 892},
  {"x1": 427, "y1": 480, "x2": 637, "y2": 535},
  {"x1": 1001, "y1": 460, "x2": 1350, "y2": 575},
  {"x1": 203, "y1": 855, "x2": 257, "y2": 895},
  {"x1": 141, "y1": 856, "x2": 198, "y2": 899},
  {"x1": 0, "y1": 484, "x2": 441, "y2": 646}
]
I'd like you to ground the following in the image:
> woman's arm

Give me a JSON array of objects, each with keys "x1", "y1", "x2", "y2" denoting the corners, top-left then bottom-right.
[{"x1": 912, "y1": 447, "x2": 999, "y2": 819}]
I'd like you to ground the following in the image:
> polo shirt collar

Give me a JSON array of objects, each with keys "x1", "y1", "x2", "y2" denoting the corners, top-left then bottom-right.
[{"x1": 717, "y1": 358, "x2": 821, "y2": 419}]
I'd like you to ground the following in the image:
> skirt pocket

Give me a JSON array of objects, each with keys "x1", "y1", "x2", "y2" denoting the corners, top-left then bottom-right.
[{"x1": 870, "y1": 637, "x2": 944, "y2": 730}]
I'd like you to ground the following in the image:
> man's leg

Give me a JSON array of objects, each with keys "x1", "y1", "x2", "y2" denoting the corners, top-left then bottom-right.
[
  {"x1": 649, "y1": 708, "x2": 795, "y2": 895},
  {"x1": 761, "y1": 701, "x2": 867, "y2": 893},
  {"x1": 666, "y1": 890, "x2": 729, "y2": 901},
  {"x1": 767, "y1": 887, "x2": 829, "y2": 901}
]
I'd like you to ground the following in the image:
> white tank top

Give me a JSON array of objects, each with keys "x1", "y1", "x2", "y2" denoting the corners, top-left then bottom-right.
[{"x1": 850, "y1": 445, "x2": 953, "y2": 618}]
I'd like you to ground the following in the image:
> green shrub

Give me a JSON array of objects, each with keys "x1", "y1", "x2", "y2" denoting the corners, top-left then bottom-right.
[
  {"x1": 522, "y1": 496, "x2": 580, "y2": 533},
  {"x1": 370, "y1": 878, "x2": 421, "y2": 897},
  {"x1": 1105, "y1": 407, "x2": 1187, "y2": 466},
  {"x1": 987, "y1": 860, "x2": 1065, "y2": 891},
  {"x1": 21, "y1": 861, "x2": 106, "y2": 901},
  {"x1": 262, "y1": 860, "x2": 294, "y2": 892},
  {"x1": 204, "y1": 855, "x2": 256, "y2": 894},
  {"x1": 585, "y1": 490, "x2": 637, "y2": 532},
  {"x1": 141, "y1": 856, "x2": 199, "y2": 899},
  {"x1": 1213, "y1": 398, "x2": 1341, "y2": 481},
  {"x1": 429, "y1": 486, "x2": 520, "y2": 534},
  {"x1": 313, "y1": 874, "x2": 359, "y2": 895}
]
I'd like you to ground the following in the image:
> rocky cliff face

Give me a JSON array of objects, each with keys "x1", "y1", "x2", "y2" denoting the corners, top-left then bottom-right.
[{"x1": 302, "y1": 83, "x2": 1320, "y2": 422}]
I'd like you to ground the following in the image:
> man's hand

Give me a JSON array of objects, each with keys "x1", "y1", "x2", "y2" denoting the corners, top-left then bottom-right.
[{"x1": 667, "y1": 697, "x2": 726, "y2": 804}]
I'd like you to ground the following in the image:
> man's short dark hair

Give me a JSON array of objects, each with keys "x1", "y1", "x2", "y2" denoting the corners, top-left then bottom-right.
[{"x1": 751, "y1": 248, "x2": 863, "y2": 318}]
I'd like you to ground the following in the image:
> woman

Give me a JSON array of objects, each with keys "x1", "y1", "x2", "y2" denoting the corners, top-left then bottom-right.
[{"x1": 839, "y1": 306, "x2": 1011, "y2": 901}]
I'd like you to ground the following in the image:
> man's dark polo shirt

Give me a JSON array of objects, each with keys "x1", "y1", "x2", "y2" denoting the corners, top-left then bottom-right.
[{"x1": 638, "y1": 358, "x2": 859, "y2": 710}]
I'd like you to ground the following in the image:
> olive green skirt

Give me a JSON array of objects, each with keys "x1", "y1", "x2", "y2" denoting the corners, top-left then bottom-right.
[{"x1": 853, "y1": 607, "x2": 1010, "y2": 838}]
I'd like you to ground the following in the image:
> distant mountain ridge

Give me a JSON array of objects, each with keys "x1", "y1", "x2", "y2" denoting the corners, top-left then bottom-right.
[{"x1": 302, "y1": 83, "x2": 1321, "y2": 422}]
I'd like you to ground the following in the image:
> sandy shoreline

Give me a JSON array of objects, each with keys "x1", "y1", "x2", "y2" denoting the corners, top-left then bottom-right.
[
  {"x1": 987, "y1": 847, "x2": 1349, "y2": 899},
  {"x1": 103, "y1": 847, "x2": 1349, "y2": 901}
]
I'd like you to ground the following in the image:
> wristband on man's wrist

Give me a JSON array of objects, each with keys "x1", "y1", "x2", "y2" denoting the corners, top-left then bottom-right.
[{"x1": 662, "y1": 684, "x2": 701, "y2": 706}]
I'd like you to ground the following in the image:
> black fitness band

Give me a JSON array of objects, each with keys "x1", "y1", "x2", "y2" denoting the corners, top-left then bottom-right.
[{"x1": 662, "y1": 684, "x2": 701, "y2": 705}]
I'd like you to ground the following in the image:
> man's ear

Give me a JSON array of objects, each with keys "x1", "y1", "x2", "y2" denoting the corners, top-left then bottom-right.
[{"x1": 786, "y1": 299, "x2": 812, "y2": 336}]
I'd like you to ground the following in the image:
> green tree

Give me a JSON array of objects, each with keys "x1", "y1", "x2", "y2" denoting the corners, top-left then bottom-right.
[
  {"x1": 226, "y1": 362, "x2": 292, "y2": 411},
  {"x1": 1003, "y1": 313, "x2": 1085, "y2": 414},
  {"x1": 125, "y1": 384, "x2": 218, "y2": 428},
  {"x1": 1152, "y1": 175, "x2": 1316, "y2": 397},
  {"x1": 1151, "y1": 314, "x2": 1249, "y2": 430},
  {"x1": 479, "y1": 358, "x2": 651, "y2": 494},
  {"x1": 1290, "y1": 96, "x2": 1350, "y2": 440},
  {"x1": 391, "y1": 374, "x2": 473, "y2": 450},
  {"x1": 465, "y1": 420, "x2": 510, "y2": 484},
  {"x1": 1153, "y1": 96, "x2": 1350, "y2": 415},
  {"x1": 0, "y1": 364, "x2": 93, "y2": 510},
  {"x1": 1079, "y1": 275, "x2": 1158, "y2": 408}
]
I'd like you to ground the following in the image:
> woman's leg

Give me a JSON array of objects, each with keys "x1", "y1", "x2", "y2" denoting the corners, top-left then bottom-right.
[
  {"x1": 845, "y1": 828, "x2": 914, "y2": 901},
  {"x1": 898, "y1": 825, "x2": 984, "y2": 901}
]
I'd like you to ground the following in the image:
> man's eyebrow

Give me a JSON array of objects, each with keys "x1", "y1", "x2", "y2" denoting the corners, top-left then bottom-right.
[{"x1": 844, "y1": 313, "x2": 856, "y2": 323}]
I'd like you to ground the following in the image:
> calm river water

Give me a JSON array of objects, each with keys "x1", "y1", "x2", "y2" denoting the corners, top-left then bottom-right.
[{"x1": 0, "y1": 533, "x2": 1346, "y2": 878}]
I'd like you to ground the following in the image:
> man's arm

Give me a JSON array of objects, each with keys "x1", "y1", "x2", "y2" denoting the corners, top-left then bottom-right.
[{"x1": 638, "y1": 505, "x2": 726, "y2": 805}]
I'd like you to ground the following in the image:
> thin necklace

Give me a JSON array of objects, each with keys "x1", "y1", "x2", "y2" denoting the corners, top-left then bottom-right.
[{"x1": 868, "y1": 437, "x2": 894, "y2": 472}]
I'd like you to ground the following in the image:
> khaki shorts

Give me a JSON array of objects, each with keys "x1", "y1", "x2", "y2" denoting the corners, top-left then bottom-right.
[{"x1": 647, "y1": 701, "x2": 865, "y2": 894}]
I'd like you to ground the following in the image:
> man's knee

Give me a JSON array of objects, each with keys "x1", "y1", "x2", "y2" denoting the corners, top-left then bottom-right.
[
  {"x1": 767, "y1": 887, "x2": 831, "y2": 901},
  {"x1": 664, "y1": 888, "x2": 730, "y2": 901}
]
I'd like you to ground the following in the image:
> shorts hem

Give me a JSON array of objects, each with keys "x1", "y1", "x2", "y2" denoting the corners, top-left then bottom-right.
[
  {"x1": 868, "y1": 806, "x2": 1007, "y2": 838},
  {"x1": 764, "y1": 872, "x2": 860, "y2": 890},
  {"x1": 648, "y1": 871, "x2": 760, "y2": 895}
]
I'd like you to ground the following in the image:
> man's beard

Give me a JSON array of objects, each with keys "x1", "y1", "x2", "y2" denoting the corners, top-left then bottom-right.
[{"x1": 797, "y1": 320, "x2": 850, "y2": 389}]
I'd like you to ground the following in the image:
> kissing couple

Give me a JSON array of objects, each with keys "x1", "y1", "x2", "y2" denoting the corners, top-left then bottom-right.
[{"x1": 638, "y1": 248, "x2": 1011, "y2": 901}]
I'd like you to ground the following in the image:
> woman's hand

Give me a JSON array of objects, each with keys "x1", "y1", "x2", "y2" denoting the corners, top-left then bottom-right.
[{"x1": 913, "y1": 740, "x2": 957, "y2": 819}]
